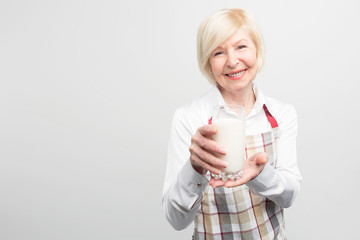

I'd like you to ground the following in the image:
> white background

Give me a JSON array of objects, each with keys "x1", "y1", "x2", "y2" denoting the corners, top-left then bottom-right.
[{"x1": 1, "y1": 0, "x2": 359, "y2": 239}]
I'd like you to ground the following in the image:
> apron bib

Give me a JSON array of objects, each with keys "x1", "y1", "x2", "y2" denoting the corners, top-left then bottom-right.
[{"x1": 193, "y1": 105, "x2": 286, "y2": 240}]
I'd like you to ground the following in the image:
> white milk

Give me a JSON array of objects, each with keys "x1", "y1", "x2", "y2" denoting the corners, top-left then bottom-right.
[{"x1": 213, "y1": 118, "x2": 246, "y2": 173}]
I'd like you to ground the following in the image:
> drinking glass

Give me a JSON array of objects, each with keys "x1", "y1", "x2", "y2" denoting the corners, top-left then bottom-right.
[{"x1": 212, "y1": 105, "x2": 246, "y2": 181}]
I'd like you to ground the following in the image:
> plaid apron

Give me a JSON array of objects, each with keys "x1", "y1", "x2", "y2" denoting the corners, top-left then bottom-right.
[{"x1": 193, "y1": 105, "x2": 285, "y2": 240}]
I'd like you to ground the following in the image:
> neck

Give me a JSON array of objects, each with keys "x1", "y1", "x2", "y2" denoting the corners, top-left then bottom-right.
[{"x1": 218, "y1": 84, "x2": 256, "y2": 116}]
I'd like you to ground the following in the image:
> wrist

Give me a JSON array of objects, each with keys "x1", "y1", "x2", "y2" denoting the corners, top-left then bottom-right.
[{"x1": 191, "y1": 162, "x2": 207, "y2": 175}]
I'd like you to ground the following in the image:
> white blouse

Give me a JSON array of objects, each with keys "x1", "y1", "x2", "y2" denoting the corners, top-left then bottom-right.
[{"x1": 162, "y1": 84, "x2": 302, "y2": 230}]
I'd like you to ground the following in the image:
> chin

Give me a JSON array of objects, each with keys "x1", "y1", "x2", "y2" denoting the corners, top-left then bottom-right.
[{"x1": 229, "y1": 81, "x2": 253, "y2": 91}]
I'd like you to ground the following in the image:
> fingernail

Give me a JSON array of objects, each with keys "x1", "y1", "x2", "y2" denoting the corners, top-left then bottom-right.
[{"x1": 219, "y1": 147, "x2": 226, "y2": 154}]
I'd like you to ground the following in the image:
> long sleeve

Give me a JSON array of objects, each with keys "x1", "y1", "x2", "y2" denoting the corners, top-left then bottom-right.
[
  {"x1": 162, "y1": 85, "x2": 302, "y2": 232},
  {"x1": 246, "y1": 104, "x2": 302, "y2": 208},
  {"x1": 161, "y1": 108, "x2": 209, "y2": 230}
]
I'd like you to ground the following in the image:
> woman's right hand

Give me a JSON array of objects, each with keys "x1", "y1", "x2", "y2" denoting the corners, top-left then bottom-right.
[{"x1": 189, "y1": 124, "x2": 227, "y2": 175}]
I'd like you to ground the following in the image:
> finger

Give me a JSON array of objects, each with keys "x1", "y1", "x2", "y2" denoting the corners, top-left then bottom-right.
[
  {"x1": 224, "y1": 177, "x2": 248, "y2": 188},
  {"x1": 209, "y1": 176, "x2": 220, "y2": 185},
  {"x1": 247, "y1": 152, "x2": 268, "y2": 166},
  {"x1": 255, "y1": 152, "x2": 268, "y2": 165},
  {"x1": 192, "y1": 133, "x2": 226, "y2": 155},
  {"x1": 198, "y1": 124, "x2": 218, "y2": 137},
  {"x1": 191, "y1": 153, "x2": 222, "y2": 175},
  {"x1": 190, "y1": 144, "x2": 227, "y2": 169},
  {"x1": 209, "y1": 179, "x2": 225, "y2": 188},
  {"x1": 209, "y1": 177, "x2": 215, "y2": 185}
]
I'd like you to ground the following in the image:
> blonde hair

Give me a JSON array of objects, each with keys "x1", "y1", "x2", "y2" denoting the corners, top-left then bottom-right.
[{"x1": 197, "y1": 8, "x2": 265, "y2": 84}]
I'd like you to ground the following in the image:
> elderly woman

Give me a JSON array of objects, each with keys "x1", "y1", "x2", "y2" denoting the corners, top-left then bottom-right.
[{"x1": 162, "y1": 8, "x2": 302, "y2": 239}]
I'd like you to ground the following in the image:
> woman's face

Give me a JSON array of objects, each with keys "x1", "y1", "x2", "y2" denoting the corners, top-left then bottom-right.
[{"x1": 209, "y1": 27, "x2": 258, "y2": 95}]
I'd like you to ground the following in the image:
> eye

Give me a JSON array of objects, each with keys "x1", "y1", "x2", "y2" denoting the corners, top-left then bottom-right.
[
  {"x1": 214, "y1": 51, "x2": 224, "y2": 56},
  {"x1": 237, "y1": 45, "x2": 246, "y2": 49}
]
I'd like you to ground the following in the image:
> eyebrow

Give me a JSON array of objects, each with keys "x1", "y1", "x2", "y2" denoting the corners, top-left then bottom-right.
[
  {"x1": 233, "y1": 39, "x2": 248, "y2": 46},
  {"x1": 212, "y1": 39, "x2": 250, "y2": 54},
  {"x1": 215, "y1": 39, "x2": 249, "y2": 50}
]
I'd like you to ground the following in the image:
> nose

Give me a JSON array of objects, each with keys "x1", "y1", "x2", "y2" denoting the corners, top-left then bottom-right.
[{"x1": 226, "y1": 51, "x2": 239, "y2": 68}]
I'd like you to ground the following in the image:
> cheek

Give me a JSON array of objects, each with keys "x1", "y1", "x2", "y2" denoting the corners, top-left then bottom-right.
[
  {"x1": 245, "y1": 53, "x2": 257, "y2": 67},
  {"x1": 209, "y1": 60, "x2": 223, "y2": 75},
  {"x1": 250, "y1": 50, "x2": 258, "y2": 66},
  {"x1": 245, "y1": 55, "x2": 257, "y2": 69}
]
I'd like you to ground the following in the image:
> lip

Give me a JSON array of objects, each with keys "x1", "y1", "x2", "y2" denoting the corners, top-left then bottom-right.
[{"x1": 225, "y1": 69, "x2": 247, "y2": 80}]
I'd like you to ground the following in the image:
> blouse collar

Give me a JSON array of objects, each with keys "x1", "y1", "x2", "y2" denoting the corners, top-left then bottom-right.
[{"x1": 211, "y1": 82, "x2": 267, "y2": 119}]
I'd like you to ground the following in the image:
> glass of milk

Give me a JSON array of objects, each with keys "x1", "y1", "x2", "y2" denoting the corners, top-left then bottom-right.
[{"x1": 212, "y1": 105, "x2": 246, "y2": 181}]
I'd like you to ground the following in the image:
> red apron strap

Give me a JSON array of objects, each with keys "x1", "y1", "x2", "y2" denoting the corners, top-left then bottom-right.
[{"x1": 263, "y1": 104, "x2": 278, "y2": 128}]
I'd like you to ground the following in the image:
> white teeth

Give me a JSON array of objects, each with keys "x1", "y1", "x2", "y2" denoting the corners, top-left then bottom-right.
[{"x1": 227, "y1": 70, "x2": 245, "y2": 77}]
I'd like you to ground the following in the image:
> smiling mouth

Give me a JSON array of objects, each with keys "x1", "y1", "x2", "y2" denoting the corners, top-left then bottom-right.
[{"x1": 225, "y1": 69, "x2": 246, "y2": 77}]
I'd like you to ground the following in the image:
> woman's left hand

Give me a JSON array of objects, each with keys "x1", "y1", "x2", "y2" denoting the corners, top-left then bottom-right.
[{"x1": 209, "y1": 152, "x2": 268, "y2": 188}]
